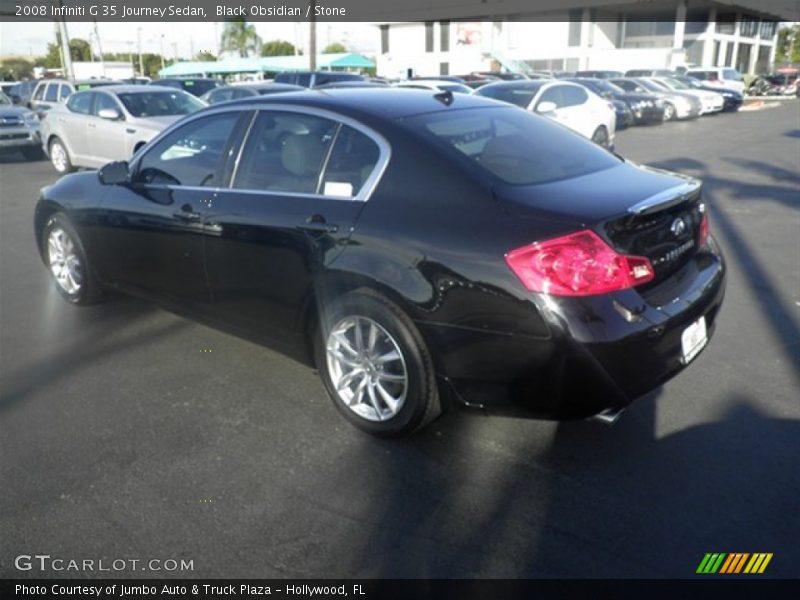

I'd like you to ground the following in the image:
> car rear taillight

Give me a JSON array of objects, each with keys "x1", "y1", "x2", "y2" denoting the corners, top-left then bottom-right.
[
  {"x1": 698, "y1": 211, "x2": 710, "y2": 247},
  {"x1": 505, "y1": 229, "x2": 655, "y2": 296}
]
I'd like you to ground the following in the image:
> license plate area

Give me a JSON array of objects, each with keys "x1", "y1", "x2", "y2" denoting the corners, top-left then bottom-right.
[{"x1": 681, "y1": 315, "x2": 708, "y2": 364}]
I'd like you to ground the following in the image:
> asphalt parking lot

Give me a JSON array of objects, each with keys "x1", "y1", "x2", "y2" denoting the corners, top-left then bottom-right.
[{"x1": 1, "y1": 101, "x2": 798, "y2": 579}]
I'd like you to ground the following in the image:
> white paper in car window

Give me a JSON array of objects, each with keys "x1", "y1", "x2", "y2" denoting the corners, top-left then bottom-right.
[{"x1": 324, "y1": 181, "x2": 353, "y2": 197}]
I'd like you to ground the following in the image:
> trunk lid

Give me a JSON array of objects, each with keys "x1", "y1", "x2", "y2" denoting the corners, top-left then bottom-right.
[{"x1": 495, "y1": 161, "x2": 705, "y2": 286}]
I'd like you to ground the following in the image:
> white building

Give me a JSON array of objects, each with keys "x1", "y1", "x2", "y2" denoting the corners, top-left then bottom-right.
[{"x1": 374, "y1": 0, "x2": 798, "y2": 78}]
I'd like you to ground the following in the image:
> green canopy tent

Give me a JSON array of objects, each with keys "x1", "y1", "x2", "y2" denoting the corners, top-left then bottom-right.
[{"x1": 158, "y1": 53, "x2": 375, "y2": 78}]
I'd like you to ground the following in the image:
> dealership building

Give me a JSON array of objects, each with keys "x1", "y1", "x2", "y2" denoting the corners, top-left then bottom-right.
[{"x1": 374, "y1": 0, "x2": 799, "y2": 78}]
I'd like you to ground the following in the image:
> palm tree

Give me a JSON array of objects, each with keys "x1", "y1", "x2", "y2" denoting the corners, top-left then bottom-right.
[{"x1": 220, "y1": 18, "x2": 261, "y2": 58}]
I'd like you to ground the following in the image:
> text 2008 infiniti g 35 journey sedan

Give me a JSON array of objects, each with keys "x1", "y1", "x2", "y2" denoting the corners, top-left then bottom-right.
[{"x1": 34, "y1": 89, "x2": 726, "y2": 436}]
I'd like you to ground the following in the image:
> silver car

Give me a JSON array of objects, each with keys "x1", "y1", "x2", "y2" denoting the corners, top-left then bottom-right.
[
  {"x1": 0, "y1": 91, "x2": 42, "y2": 160},
  {"x1": 41, "y1": 85, "x2": 205, "y2": 173}
]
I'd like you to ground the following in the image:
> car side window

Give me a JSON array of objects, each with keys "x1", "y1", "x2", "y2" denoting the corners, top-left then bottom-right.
[
  {"x1": 320, "y1": 125, "x2": 381, "y2": 198},
  {"x1": 136, "y1": 112, "x2": 240, "y2": 187},
  {"x1": 561, "y1": 85, "x2": 588, "y2": 107},
  {"x1": 44, "y1": 83, "x2": 59, "y2": 102},
  {"x1": 66, "y1": 92, "x2": 94, "y2": 114},
  {"x1": 233, "y1": 111, "x2": 338, "y2": 194},
  {"x1": 93, "y1": 93, "x2": 120, "y2": 115},
  {"x1": 212, "y1": 88, "x2": 233, "y2": 103},
  {"x1": 296, "y1": 74, "x2": 312, "y2": 87},
  {"x1": 58, "y1": 84, "x2": 72, "y2": 101},
  {"x1": 538, "y1": 86, "x2": 564, "y2": 108},
  {"x1": 33, "y1": 83, "x2": 46, "y2": 101}
]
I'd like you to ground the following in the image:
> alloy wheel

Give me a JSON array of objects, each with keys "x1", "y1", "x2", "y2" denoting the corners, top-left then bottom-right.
[
  {"x1": 325, "y1": 316, "x2": 408, "y2": 422},
  {"x1": 47, "y1": 227, "x2": 82, "y2": 295},
  {"x1": 51, "y1": 142, "x2": 67, "y2": 173}
]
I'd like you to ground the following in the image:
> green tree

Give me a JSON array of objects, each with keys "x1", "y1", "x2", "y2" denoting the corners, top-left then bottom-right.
[
  {"x1": 195, "y1": 51, "x2": 217, "y2": 62},
  {"x1": 0, "y1": 58, "x2": 35, "y2": 80},
  {"x1": 322, "y1": 42, "x2": 347, "y2": 54},
  {"x1": 221, "y1": 18, "x2": 261, "y2": 58},
  {"x1": 69, "y1": 38, "x2": 93, "y2": 62},
  {"x1": 261, "y1": 40, "x2": 297, "y2": 57},
  {"x1": 775, "y1": 24, "x2": 800, "y2": 65}
]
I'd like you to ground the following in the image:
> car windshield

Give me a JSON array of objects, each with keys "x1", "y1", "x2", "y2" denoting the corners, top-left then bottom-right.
[
  {"x1": 74, "y1": 81, "x2": 117, "y2": 91},
  {"x1": 582, "y1": 79, "x2": 625, "y2": 94},
  {"x1": 636, "y1": 79, "x2": 666, "y2": 93},
  {"x1": 0, "y1": 91, "x2": 10, "y2": 105},
  {"x1": 181, "y1": 80, "x2": 220, "y2": 95},
  {"x1": 117, "y1": 91, "x2": 204, "y2": 117},
  {"x1": 405, "y1": 106, "x2": 620, "y2": 185},
  {"x1": 475, "y1": 83, "x2": 544, "y2": 108}
]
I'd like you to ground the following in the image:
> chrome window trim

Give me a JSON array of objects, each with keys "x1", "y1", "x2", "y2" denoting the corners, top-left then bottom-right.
[{"x1": 131, "y1": 103, "x2": 392, "y2": 203}]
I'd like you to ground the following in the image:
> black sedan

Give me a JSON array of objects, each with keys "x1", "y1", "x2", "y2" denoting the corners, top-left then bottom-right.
[
  {"x1": 200, "y1": 82, "x2": 304, "y2": 104},
  {"x1": 568, "y1": 77, "x2": 665, "y2": 124},
  {"x1": 673, "y1": 76, "x2": 743, "y2": 111},
  {"x1": 34, "y1": 90, "x2": 726, "y2": 436}
]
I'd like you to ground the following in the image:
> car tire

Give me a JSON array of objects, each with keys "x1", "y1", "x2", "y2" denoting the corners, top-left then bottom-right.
[
  {"x1": 591, "y1": 126, "x2": 610, "y2": 148},
  {"x1": 21, "y1": 146, "x2": 43, "y2": 161},
  {"x1": 49, "y1": 137, "x2": 74, "y2": 174},
  {"x1": 663, "y1": 102, "x2": 676, "y2": 121},
  {"x1": 41, "y1": 212, "x2": 102, "y2": 305},
  {"x1": 314, "y1": 290, "x2": 441, "y2": 437}
]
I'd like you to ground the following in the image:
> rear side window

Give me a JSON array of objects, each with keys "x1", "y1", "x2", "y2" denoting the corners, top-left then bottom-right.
[
  {"x1": 320, "y1": 125, "x2": 380, "y2": 197},
  {"x1": 58, "y1": 84, "x2": 72, "y2": 100},
  {"x1": 136, "y1": 113, "x2": 239, "y2": 187},
  {"x1": 44, "y1": 84, "x2": 59, "y2": 102},
  {"x1": 233, "y1": 111, "x2": 337, "y2": 194},
  {"x1": 406, "y1": 106, "x2": 619, "y2": 185},
  {"x1": 66, "y1": 92, "x2": 94, "y2": 114},
  {"x1": 33, "y1": 83, "x2": 46, "y2": 101},
  {"x1": 561, "y1": 85, "x2": 588, "y2": 107},
  {"x1": 296, "y1": 74, "x2": 312, "y2": 87}
]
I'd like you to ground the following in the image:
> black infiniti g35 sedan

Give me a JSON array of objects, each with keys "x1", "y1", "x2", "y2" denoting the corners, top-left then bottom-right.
[{"x1": 34, "y1": 89, "x2": 726, "y2": 436}]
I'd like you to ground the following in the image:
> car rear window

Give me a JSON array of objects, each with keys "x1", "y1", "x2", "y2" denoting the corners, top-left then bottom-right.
[
  {"x1": 475, "y1": 83, "x2": 544, "y2": 108},
  {"x1": 118, "y1": 91, "x2": 204, "y2": 117},
  {"x1": 405, "y1": 106, "x2": 620, "y2": 185}
]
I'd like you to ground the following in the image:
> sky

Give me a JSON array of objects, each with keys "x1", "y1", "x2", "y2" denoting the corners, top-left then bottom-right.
[{"x1": 0, "y1": 21, "x2": 378, "y2": 59}]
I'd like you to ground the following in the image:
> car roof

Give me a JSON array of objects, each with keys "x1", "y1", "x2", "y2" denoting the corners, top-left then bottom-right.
[
  {"x1": 87, "y1": 84, "x2": 185, "y2": 95},
  {"x1": 219, "y1": 87, "x2": 503, "y2": 120}
]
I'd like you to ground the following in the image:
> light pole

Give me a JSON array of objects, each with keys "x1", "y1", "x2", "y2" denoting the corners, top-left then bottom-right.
[
  {"x1": 309, "y1": 1, "x2": 317, "y2": 71},
  {"x1": 137, "y1": 27, "x2": 143, "y2": 76},
  {"x1": 160, "y1": 34, "x2": 165, "y2": 69}
]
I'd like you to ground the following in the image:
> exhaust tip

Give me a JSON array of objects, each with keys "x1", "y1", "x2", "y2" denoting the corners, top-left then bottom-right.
[{"x1": 590, "y1": 407, "x2": 625, "y2": 426}]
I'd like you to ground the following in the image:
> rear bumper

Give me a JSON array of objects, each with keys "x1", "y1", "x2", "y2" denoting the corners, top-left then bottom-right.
[{"x1": 420, "y1": 240, "x2": 726, "y2": 420}]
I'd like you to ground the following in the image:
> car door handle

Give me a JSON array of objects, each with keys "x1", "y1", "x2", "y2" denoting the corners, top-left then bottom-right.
[
  {"x1": 173, "y1": 205, "x2": 202, "y2": 221},
  {"x1": 298, "y1": 215, "x2": 338, "y2": 234}
]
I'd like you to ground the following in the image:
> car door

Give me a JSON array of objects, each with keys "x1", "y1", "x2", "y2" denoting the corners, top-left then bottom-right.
[
  {"x1": 203, "y1": 108, "x2": 386, "y2": 340},
  {"x1": 57, "y1": 91, "x2": 95, "y2": 161},
  {"x1": 93, "y1": 110, "x2": 244, "y2": 307},
  {"x1": 88, "y1": 91, "x2": 128, "y2": 166}
]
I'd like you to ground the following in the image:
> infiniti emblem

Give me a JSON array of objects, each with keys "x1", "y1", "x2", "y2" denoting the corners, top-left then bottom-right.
[{"x1": 671, "y1": 217, "x2": 687, "y2": 237}]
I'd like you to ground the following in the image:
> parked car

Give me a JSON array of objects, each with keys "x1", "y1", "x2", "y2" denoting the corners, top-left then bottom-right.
[
  {"x1": 201, "y1": 82, "x2": 304, "y2": 104},
  {"x1": 685, "y1": 67, "x2": 745, "y2": 95},
  {"x1": 31, "y1": 79, "x2": 119, "y2": 113},
  {"x1": 8, "y1": 80, "x2": 38, "y2": 107},
  {"x1": 474, "y1": 80, "x2": 616, "y2": 147},
  {"x1": 0, "y1": 91, "x2": 42, "y2": 160},
  {"x1": 0, "y1": 81, "x2": 18, "y2": 95},
  {"x1": 152, "y1": 78, "x2": 222, "y2": 97},
  {"x1": 33, "y1": 89, "x2": 726, "y2": 436},
  {"x1": 472, "y1": 71, "x2": 527, "y2": 81},
  {"x1": 395, "y1": 79, "x2": 473, "y2": 94},
  {"x1": 567, "y1": 78, "x2": 665, "y2": 125},
  {"x1": 647, "y1": 77, "x2": 724, "y2": 114},
  {"x1": 274, "y1": 71, "x2": 364, "y2": 88},
  {"x1": 574, "y1": 70, "x2": 623, "y2": 79},
  {"x1": 624, "y1": 69, "x2": 675, "y2": 77},
  {"x1": 121, "y1": 77, "x2": 151, "y2": 85},
  {"x1": 673, "y1": 76, "x2": 743, "y2": 111},
  {"x1": 41, "y1": 85, "x2": 205, "y2": 173},
  {"x1": 611, "y1": 78, "x2": 701, "y2": 121}
]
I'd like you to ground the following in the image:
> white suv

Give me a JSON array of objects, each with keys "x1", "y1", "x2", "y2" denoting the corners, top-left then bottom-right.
[{"x1": 685, "y1": 68, "x2": 745, "y2": 94}]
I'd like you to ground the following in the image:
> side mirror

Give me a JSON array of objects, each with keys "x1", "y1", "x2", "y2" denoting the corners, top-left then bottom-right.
[
  {"x1": 98, "y1": 108, "x2": 122, "y2": 120},
  {"x1": 98, "y1": 161, "x2": 129, "y2": 185},
  {"x1": 536, "y1": 101, "x2": 557, "y2": 114}
]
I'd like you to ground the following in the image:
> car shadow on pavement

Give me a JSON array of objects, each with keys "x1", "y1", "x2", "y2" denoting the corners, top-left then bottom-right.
[{"x1": 335, "y1": 392, "x2": 798, "y2": 578}]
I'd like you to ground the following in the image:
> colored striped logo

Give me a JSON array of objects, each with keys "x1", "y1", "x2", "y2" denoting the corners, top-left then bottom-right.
[{"x1": 696, "y1": 553, "x2": 773, "y2": 574}]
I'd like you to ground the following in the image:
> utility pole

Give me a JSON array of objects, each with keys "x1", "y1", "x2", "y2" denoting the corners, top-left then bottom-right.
[
  {"x1": 160, "y1": 34, "x2": 166, "y2": 69},
  {"x1": 93, "y1": 19, "x2": 105, "y2": 77},
  {"x1": 309, "y1": 1, "x2": 317, "y2": 70},
  {"x1": 137, "y1": 27, "x2": 143, "y2": 76},
  {"x1": 57, "y1": 14, "x2": 73, "y2": 79}
]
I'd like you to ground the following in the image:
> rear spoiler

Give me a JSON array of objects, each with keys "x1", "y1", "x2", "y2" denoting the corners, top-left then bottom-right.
[{"x1": 627, "y1": 180, "x2": 702, "y2": 215}]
